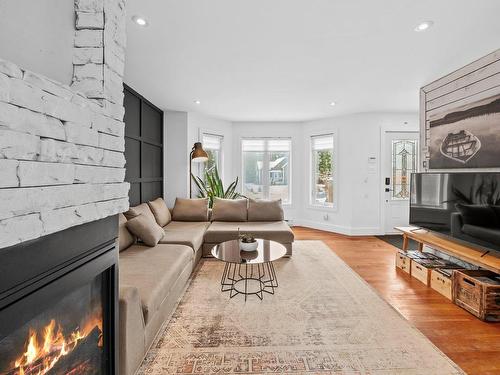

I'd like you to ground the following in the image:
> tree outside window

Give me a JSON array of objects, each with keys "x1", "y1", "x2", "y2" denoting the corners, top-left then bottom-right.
[{"x1": 311, "y1": 134, "x2": 334, "y2": 207}]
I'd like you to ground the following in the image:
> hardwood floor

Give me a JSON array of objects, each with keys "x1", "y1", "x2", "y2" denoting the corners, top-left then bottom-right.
[{"x1": 293, "y1": 226, "x2": 500, "y2": 375}]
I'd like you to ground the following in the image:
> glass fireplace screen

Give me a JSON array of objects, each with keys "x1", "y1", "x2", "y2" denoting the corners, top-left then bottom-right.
[{"x1": 0, "y1": 274, "x2": 106, "y2": 375}]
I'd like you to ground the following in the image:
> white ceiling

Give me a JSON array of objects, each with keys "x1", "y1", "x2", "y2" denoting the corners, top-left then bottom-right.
[{"x1": 124, "y1": 0, "x2": 500, "y2": 122}]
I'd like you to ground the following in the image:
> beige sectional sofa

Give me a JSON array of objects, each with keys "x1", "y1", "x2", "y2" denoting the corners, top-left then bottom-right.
[{"x1": 118, "y1": 197, "x2": 294, "y2": 375}]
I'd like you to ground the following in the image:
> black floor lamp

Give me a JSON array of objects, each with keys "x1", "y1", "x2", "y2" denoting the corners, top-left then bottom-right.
[{"x1": 189, "y1": 142, "x2": 208, "y2": 197}]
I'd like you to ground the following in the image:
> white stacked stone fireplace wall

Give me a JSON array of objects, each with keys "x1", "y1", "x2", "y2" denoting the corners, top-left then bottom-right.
[{"x1": 0, "y1": 0, "x2": 129, "y2": 248}]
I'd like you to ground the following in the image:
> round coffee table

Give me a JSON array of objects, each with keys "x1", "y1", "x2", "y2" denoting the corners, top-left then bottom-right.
[{"x1": 211, "y1": 239, "x2": 287, "y2": 301}]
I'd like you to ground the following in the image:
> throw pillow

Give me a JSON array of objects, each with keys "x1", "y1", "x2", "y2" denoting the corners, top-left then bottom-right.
[
  {"x1": 124, "y1": 202, "x2": 156, "y2": 223},
  {"x1": 212, "y1": 197, "x2": 248, "y2": 221},
  {"x1": 247, "y1": 198, "x2": 284, "y2": 221},
  {"x1": 125, "y1": 214, "x2": 164, "y2": 246},
  {"x1": 148, "y1": 197, "x2": 172, "y2": 227},
  {"x1": 172, "y1": 198, "x2": 209, "y2": 221},
  {"x1": 118, "y1": 213, "x2": 135, "y2": 251},
  {"x1": 455, "y1": 203, "x2": 500, "y2": 228}
]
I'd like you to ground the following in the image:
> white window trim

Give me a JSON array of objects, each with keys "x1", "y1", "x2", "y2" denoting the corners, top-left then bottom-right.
[
  {"x1": 198, "y1": 129, "x2": 224, "y2": 180},
  {"x1": 240, "y1": 137, "x2": 292, "y2": 205},
  {"x1": 308, "y1": 132, "x2": 338, "y2": 212}
]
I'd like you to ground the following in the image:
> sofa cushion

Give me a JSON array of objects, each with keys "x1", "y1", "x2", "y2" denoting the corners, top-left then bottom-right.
[
  {"x1": 119, "y1": 243, "x2": 193, "y2": 323},
  {"x1": 204, "y1": 221, "x2": 294, "y2": 244},
  {"x1": 247, "y1": 199, "x2": 284, "y2": 221},
  {"x1": 148, "y1": 197, "x2": 172, "y2": 226},
  {"x1": 160, "y1": 221, "x2": 210, "y2": 251},
  {"x1": 455, "y1": 203, "x2": 499, "y2": 228},
  {"x1": 124, "y1": 202, "x2": 156, "y2": 223},
  {"x1": 126, "y1": 214, "x2": 165, "y2": 246},
  {"x1": 172, "y1": 198, "x2": 209, "y2": 221},
  {"x1": 212, "y1": 198, "x2": 247, "y2": 222},
  {"x1": 118, "y1": 213, "x2": 135, "y2": 252}
]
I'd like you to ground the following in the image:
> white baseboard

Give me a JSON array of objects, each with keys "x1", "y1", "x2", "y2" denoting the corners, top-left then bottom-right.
[{"x1": 293, "y1": 220, "x2": 381, "y2": 236}]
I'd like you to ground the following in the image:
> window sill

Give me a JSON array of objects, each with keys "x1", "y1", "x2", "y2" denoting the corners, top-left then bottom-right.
[{"x1": 306, "y1": 204, "x2": 338, "y2": 213}]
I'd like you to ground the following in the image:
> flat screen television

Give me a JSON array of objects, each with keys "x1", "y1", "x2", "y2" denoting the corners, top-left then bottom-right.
[{"x1": 410, "y1": 172, "x2": 500, "y2": 253}]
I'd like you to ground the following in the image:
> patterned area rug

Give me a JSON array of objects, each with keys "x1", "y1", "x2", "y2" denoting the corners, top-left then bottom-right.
[{"x1": 138, "y1": 240, "x2": 463, "y2": 374}]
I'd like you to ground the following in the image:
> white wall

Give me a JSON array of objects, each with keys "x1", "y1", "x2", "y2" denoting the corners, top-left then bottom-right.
[
  {"x1": 0, "y1": 0, "x2": 75, "y2": 85},
  {"x1": 164, "y1": 111, "x2": 233, "y2": 207},
  {"x1": 231, "y1": 114, "x2": 418, "y2": 234},
  {"x1": 165, "y1": 111, "x2": 418, "y2": 235},
  {"x1": 300, "y1": 113, "x2": 418, "y2": 235},
  {"x1": 164, "y1": 111, "x2": 189, "y2": 207}
]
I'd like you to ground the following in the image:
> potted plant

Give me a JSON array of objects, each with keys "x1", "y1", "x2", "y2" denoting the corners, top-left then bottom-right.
[
  {"x1": 238, "y1": 233, "x2": 258, "y2": 252},
  {"x1": 191, "y1": 166, "x2": 244, "y2": 208}
]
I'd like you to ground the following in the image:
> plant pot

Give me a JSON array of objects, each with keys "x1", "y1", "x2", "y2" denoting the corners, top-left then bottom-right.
[{"x1": 239, "y1": 240, "x2": 258, "y2": 252}]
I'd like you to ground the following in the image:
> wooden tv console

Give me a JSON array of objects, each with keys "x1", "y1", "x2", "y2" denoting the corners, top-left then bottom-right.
[{"x1": 395, "y1": 226, "x2": 500, "y2": 274}]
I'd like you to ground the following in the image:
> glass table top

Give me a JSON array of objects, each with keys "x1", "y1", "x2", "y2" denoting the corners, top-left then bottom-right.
[{"x1": 211, "y1": 239, "x2": 287, "y2": 264}]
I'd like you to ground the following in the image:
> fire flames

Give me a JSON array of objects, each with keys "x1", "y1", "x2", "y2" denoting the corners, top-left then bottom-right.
[{"x1": 11, "y1": 315, "x2": 102, "y2": 375}]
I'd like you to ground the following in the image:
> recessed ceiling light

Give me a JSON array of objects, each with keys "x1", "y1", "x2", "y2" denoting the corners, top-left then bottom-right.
[
  {"x1": 329, "y1": 101, "x2": 336, "y2": 106},
  {"x1": 132, "y1": 15, "x2": 148, "y2": 27},
  {"x1": 194, "y1": 100, "x2": 201, "y2": 105},
  {"x1": 414, "y1": 21, "x2": 434, "y2": 32}
]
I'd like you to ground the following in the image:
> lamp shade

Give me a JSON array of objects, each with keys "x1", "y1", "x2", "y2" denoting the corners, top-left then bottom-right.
[{"x1": 191, "y1": 142, "x2": 208, "y2": 163}]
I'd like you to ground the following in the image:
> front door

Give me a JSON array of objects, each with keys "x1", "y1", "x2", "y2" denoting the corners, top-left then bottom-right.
[{"x1": 383, "y1": 131, "x2": 419, "y2": 233}]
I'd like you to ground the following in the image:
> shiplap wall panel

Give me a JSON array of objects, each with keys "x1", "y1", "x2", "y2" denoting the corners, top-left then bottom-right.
[
  {"x1": 426, "y1": 85, "x2": 500, "y2": 121},
  {"x1": 426, "y1": 59, "x2": 500, "y2": 101},
  {"x1": 423, "y1": 49, "x2": 500, "y2": 93},
  {"x1": 420, "y1": 48, "x2": 500, "y2": 171},
  {"x1": 427, "y1": 72, "x2": 500, "y2": 111}
]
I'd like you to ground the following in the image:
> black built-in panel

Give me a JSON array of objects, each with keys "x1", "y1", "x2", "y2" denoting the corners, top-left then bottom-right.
[
  {"x1": 124, "y1": 138, "x2": 140, "y2": 180},
  {"x1": 123, "y1": 85, "x2": 164, "y2": 206},
  {"x1": 143, "y1": 143, "x2": 163, "y2": 177},
  {"x1": 124, "y1": 90, "x2": 141, "y2": 137},
  {"x1": 142, "y1": 102, "x2": 163, "y2": 141},
  {"x1": 142, "y1": 182, "x2": 163, "y2": 203}
]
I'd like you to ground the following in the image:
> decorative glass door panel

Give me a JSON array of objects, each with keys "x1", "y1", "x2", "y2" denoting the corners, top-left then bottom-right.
[{"x1": 391, "y1": 140, "x2": 417, "y2": 200}]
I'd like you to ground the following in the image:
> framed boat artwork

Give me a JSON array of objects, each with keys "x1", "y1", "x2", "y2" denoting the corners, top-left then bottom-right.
[{"x1": 428, "y1": 93, "x2": 500, "y2": 169}]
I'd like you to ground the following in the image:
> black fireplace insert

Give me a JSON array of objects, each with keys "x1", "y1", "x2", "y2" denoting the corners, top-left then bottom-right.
[{"x1": 0, "y1": 215, "x2": 119, "y2": 375}]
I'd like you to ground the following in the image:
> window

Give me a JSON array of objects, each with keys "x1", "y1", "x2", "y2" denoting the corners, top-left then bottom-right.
[
  {"x1": 391, "y1": 139, "x2": 417, "y2": 200},
  {"x1": 311, "y1": 134, "x2": 334, "y2": 207},
  {"x1": 241, "y1": 138, "x2": 291, "y2": 203},
  {"x1": 201, "y1": 133, "x2": 223, "y2": 176}
]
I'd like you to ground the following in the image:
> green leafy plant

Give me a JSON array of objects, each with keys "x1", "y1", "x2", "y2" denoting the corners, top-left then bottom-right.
[
  {"x1": 239, "y1": 233, "x2": 256, "y2": 243},
  {"x1": 191, "y1": 166, "x2": 244, "y2": 207}
]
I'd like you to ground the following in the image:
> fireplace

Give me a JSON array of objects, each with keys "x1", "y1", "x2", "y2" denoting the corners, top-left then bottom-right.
[{"x1": 0, "y1": 216, "x2": 118, "y2": 375}]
